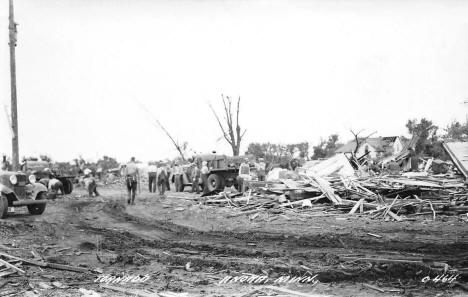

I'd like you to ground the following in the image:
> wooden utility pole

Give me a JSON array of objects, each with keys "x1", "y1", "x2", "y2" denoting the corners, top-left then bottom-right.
[{"x1": 9, "y1": 0, "x2": 19, "y2": 170}]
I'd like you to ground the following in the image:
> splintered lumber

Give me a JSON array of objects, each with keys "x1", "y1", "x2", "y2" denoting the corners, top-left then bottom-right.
[
  {"x1": 264, "y1": 285, "x2": 330, "y2": 297},
  {"x1": 0, "y1": 258, "x2": 24, "y2": 274},
  {"x1": 101, "y1": 284, "x2": 160, "y2": 297},
  {"x1": 305, "y1": 174, "x2": 343, "y2": 205},
  {"x1": 279, "y1": 195, "x2": 325, "y2": 207},
  {"x1": 227, "y1": 209, "x2": 260, "y2": 218},
  {"x1": 341, "y1": 199, "x2": 379, "y2": 209},
  {"x1": 0, "y1": 252, "x2": 90, "y2": 273},
  {"x1": 349, "y1": 199, "x2": 364, "y2": 214},
  {"x1": 363, "y1": 283, "x2": 385, "y2": 293},
  {"x1": 385, "y1": 178, "x2": 443, "y2": 188},
  {"x1": 46, "y1": 263, "x2": 90, "y2": 273},
  {"x1": 0, "y1": 252, "x2": 46, "y2": 267},
  {"x1": 386, "y1": 210, "x2": 402, "y2": 221}
]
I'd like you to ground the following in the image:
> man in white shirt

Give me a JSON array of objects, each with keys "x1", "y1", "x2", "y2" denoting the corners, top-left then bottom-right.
[
  {"x1": 173, "y1": 162, "x2": 183, "y2": 192},
  {"x1": 237, "y1": 158, "x2": 251, "y2": 192},
  {"x1": 147, "y1": 162, "x2": 157, "y2": 193},
  {"x1": 200, "y1": 161, "x2": 209, "y2": 194}
]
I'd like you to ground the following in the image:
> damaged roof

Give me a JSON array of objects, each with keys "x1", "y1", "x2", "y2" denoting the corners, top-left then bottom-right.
[
  {"x1": 336, "y1": 137, "x2": 400, "y2": 153},
  {"x1": 442, "y1": 141, "x2": 468, "y2": 180}
]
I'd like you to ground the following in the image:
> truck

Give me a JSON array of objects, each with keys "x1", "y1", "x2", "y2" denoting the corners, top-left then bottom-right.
[
  {"x1": 0, "y1": 170, "x2": 48, "y2": 219},
  {"x1": 22, "y1": 160, "x2": 75, "y2": 194}
]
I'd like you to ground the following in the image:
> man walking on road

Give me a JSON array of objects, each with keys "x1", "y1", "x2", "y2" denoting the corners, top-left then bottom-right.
[
  {"x1": 123, "y1": 157, "x2": 140, "y2": 205},
  {"x1": 173, "y1": 162, "x2": 183, "y2": 192},
  {"x1": 147, "y1": 162, "x2": 157, "y2": 193},
  {"x1": 156, "y1": 162, "x2": 168, "y2": 196}
]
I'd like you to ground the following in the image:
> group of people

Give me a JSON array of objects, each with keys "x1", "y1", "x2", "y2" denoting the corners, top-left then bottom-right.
[
  {"x1": 147, "y1": 160, "x2": 170, "y2": 195},
  {"x1": 120, "y1": 156, "x2": 268, "y2": 205}
]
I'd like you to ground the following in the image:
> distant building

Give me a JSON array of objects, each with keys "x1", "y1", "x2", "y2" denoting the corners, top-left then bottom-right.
[{"x1": 335, "y1": 136, "x2": 405, "y2": 159}]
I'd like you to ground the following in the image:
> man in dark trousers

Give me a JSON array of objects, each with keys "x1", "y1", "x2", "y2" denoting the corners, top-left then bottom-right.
[
  {"x1": 191, "y1": 163, "x2": 201, "y2": 194},
  {"x1": 173, "y1": 162, "x2": 183, "y2": 192},
  {"x1": 123, "y1": 157, "x2": 139, "y2": 205},
  {"x1": 201, "y1": 161, "x2": 209, "y2": 194},
  {"x1": 156, "y1": 162, "x2": 168, "y2": 196},
  {"x1": 147, "y1": 161, "x2": 157, "y2": 193}
]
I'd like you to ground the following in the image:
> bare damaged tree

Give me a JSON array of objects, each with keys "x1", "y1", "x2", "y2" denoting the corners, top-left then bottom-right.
[
  {"x1": 209, "y1": 95, "x2": 246, "y2": 156},
  {"x1": 349, "y1": 129, "x2": 377, "y2": 155},
  {"x1": 137, "y1": 101, "x2": 186, "y2": 161}
]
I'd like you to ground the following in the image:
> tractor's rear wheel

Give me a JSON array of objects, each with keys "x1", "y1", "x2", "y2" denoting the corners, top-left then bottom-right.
[
  {"x1": 28, "y1": 192, "x2": 47, "y2": 215},
  {"x1": 207, "y1": 174, "x2": 225, "y2": 192},
  {"x1": 0, "y1": 195, "x2": 8, "y2": 219}
]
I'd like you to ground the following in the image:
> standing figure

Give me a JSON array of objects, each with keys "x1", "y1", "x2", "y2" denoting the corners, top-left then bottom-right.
[
  {"x1": 201, "y1": 161, "x2": 209, "y2": 194},
  {"x1": 165, "y1": 163, "x2": 171, "y2": 191},
  {"x1": 256, "y1": 158, "x2": 266, "y2": 181},
  {"x1": 173, "y1": 162, "x2": 183, "y2": 192},
  {"x1": 123, "y1": 157, "x2": 139, "y2": 205},
  {"x1": 1, "y1": 155, "x2": 11, "y2": 171},
  {"x1": 236, "y1": 158, "x2": 251, "y2": 193},
  {"x1": 191, "y1": 163, "x2": 201, "y2": 194},
  {"x1": 156, "y1": 162, "x2": 168, "y2": 196},
  {"x1": 147, "y1": 161, "x2": 157, "y2": 193}
]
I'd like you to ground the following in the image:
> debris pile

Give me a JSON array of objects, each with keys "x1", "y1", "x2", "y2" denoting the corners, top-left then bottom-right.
[{"x1": 201, "y1": 145, "x2": 468, "y2": 222}]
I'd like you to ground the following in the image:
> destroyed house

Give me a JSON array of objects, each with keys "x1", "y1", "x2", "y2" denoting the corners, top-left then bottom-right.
[{"x1": 335, "y1": 136, "x2": 404, "y2": 159}]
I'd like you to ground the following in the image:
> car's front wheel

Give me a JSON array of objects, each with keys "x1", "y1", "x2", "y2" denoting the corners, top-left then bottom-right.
[
  {"x1": 0, "y1": 195, "x2": 8, "y2": 219},
  {"x1": 28, "y1": 192, "x2": 46, "y2": 215}
]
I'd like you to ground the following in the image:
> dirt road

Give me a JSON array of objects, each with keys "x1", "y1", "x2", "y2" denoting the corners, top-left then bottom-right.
[{"x1": 0, "y1": 183, "x2": 467, "y2": 296}]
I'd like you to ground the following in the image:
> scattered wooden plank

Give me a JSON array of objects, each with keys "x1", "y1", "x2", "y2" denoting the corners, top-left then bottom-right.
[
  {"x1": 264, "y1": 285, "x2": 330, "y2": 297},
  {"x1": 227, "y1": 209, "x2": 260, "y2": 218},
  {"x1": 349, "y1": 199, "x2": 363, "y2": 215},
  {"x1": 279, "y1": 195, "x2": 325, "y2": 208},
  {"x1": 101, "y1": 284, "x2": 160, "y2": 296},
  {"x1": 363, "y1": 283, "x2": 385, "y2": 293},
  {"x1": 0, "y1": 258, "x2": 24, "y2": 274},
  {"x1": 46, "y1": 262, "x2": 90, "y2": 273},
  {"x1": 386, "y1": 210, "x2": 403, "y2": 222},
  {"x1": 366, "y1": 233, "x2": 382, "y2": 238},
  {"x1": 0, "y1": 252, "x2": 46, "y2": 267}
]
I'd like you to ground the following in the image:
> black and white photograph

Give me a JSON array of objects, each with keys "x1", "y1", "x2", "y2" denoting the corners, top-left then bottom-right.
[{"x1": 0, "y1": 0, "x2": 467, "y2": 296}]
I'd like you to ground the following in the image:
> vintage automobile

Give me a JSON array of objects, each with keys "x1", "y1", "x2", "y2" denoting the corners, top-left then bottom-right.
[{"x1": 0, "y1": 170, "x2": 48, "y2": 219}]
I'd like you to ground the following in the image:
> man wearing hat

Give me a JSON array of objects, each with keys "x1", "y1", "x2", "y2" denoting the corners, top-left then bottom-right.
[
  {"x1": 83, "y1": 168, "x2": 99, "y2": 197},
  {"x1": 256, "y1": 158, "x2": 266, "y2": 181}
]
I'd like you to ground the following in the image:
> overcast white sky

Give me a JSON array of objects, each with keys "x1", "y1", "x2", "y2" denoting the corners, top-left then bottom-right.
[{"x1": 1, "y1": 0, "x2": 468, "y2": 163}]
